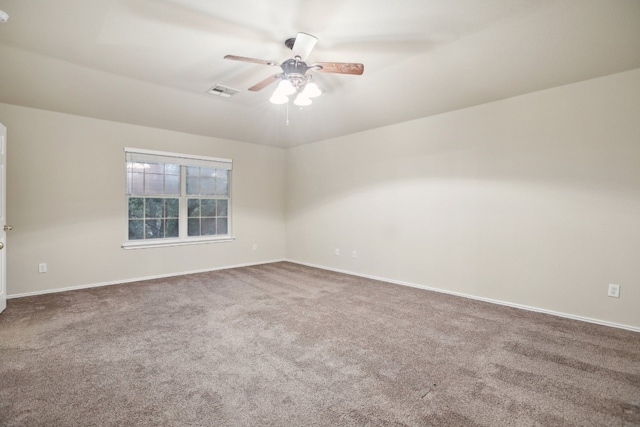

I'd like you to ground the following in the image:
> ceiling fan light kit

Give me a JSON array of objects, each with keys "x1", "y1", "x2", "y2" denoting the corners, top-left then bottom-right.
[
  {"x1": 271, "y1": 75, "x2": 322, "y2": 106},
  {"x1": 224, "y1": 32, "x2": 364, "y2": 107}
]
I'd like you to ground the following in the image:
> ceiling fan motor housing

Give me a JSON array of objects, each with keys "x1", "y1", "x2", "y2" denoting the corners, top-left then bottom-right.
[{"x1": 281, "y1": 58, "x2": 310, "y2": 89}]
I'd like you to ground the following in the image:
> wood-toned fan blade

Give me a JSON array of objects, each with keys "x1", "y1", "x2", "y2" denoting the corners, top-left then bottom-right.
[
  {"x1": 224, "y1": 55, "x2": 279, "y2": 67},
  {"x1": 248, "y1": 74, "x2": 281, "y2": 91},
  {"x1": 291, "y1": 32, "x2": 318, "y2": 60},
  {"x1": 312, "y1": 62, "x2": 364, "y2": 75}
]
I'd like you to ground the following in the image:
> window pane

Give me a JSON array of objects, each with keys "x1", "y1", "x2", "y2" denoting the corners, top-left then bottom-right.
[
  {"x1": 216, "y1": 218, "x2": 228, "y2": 235},
  {"x1": 188, "y1": 199, "x2": 200, "y2": 217},
  {"x1": 186, "y1": 176, "x2": 199, "y2": 195},
  {"x1": 201, "y1": 177, "x2": 216, "y2": 195},
  {"x1": 129, "y1": 220, "x2": 144, "y2": 240},
  {"x1": 201, "y1": 167, "x2": 216, "y2": 177},
  {"x1": 201, "y1": 218, "x2": 216, "y2": 235},
  {"x1": 216, "y1": 199, "x2": 228, "y2": 217},
  {"x1": 216, "y1": 179, "x2": 228, "y2": 196},
  {"x1": 126, "y1": 171, "x2": 132, "y2": 194},
  {"x1": 129, "y1": 172, "x2": 144, "y2": 194},
  {"x1": 127, "y1": 162, "x2": 147, "y2": 172},
  {"x1": 128, "y1": 198, "x2": 144, "y2": 219},
  {"x1": 201, "y1": 199, "x2": 216, "y2": 217},
  {"x1": 145, "y1": 219, "x2": 163, "y2": 239},
  {"x1": 145, "y1": 174, "x2": 165, "y2": 194},
  {"x1": 166, "y1": 219, "x2": 179, "y2": 238},
  {"x1": 146, "y1": 198, "x2": 164, "y2": 218},
  {"x1": 215, "y1": 170, "x2": 229, "y2": 195},
  {"x1": 127, "y1": 162, "x2": 148, "y2": 194},
  {"x1": 165, "y1": 163, "x2": 180, "y2": 175},
  {"x1": 165, "y1": 199, "x2": 179, "y2": 218},
  {"x1": 188, "y1": 218, "x2": 200, "y2": 236},
  {"x1": 146, "y1": 162, "x2": 164, "y2": 174},
  {"x1": 165, "y1": 175, "x2": 180, "y2": 195},
  {"x1": 186, "y1": 167, "x2": 220, "y2": 196},
  {"x1": 127, "y1": 162, "x2": 181, "y2": 196}
]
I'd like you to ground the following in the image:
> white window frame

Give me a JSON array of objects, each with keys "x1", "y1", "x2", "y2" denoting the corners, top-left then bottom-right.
[{"x1": 122, "y1": 147, "x2": 235, "y2": 249}]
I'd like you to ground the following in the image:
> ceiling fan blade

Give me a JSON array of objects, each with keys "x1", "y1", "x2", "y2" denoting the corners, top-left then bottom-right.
[
  {"x1": 248, "y1": 74, "x2": 281, "y2": 91},
  {"x1": 224, "y1": 55, "x2": 279, "y2": 67},
  {"x1": 291, "y1": 32, "x2": 318, "y2": 60},
  {"x1": 311, "y1": 62, "x2": 364, "y2": 75}
]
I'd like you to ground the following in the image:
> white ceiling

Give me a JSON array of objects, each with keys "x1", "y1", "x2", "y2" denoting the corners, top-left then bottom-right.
[{"x1": 0, "y1": 0, "x2": 639, "y2": 147}]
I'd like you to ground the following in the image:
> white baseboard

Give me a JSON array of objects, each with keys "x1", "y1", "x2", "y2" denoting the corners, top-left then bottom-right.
[
  {"x1": 286, "y1": 259, "x2": 640, "y2": 334},
  {"x1": 8, "y1": 258, "x2": 639, "y2": 333},
  {"x1": 7, "y1": 259, "x2": 287, "y2": 299}
]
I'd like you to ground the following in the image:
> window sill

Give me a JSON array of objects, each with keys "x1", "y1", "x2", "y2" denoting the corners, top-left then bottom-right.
[{"x1": 122, "y1": 236, "x2": 235, "y2": 250}]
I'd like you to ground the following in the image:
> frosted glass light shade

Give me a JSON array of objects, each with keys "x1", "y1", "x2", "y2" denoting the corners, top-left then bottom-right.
[
  {"x1": 270, "y1": 93, "x2": 289, "y2": 104},
  {"x1": 293, "y1": 94, "x2": 312, "y2": 106},
  {"x1": 301, "y1": 82, "x2": 321, "y2": 98},
  {"x1": 275, "y1": 79, "x2": 296, "y2": 96}
]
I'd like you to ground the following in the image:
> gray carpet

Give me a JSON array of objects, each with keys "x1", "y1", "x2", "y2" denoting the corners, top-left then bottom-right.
[{"x1": 1, "y1": 262, "x2": 639, "y2": 426}]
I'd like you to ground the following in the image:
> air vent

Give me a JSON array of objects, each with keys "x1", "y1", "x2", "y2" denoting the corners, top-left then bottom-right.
[{"x1": 206, "y1": 85, "x2": 240, "y2": 98}]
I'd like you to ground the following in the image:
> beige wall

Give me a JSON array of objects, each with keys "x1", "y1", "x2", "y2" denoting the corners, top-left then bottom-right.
[
  {"x1": 3, "y1": 68, "x2": 639, "y2": 329},
  {"x1": 286, "y1": 68, "x2": 640, "y2": 328},
  {"x1": 0, "y1": 103, "x2": 287, "y2": 295}
]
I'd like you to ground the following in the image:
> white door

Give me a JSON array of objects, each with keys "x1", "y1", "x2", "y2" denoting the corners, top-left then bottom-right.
[{"x1": 0, "y1": 123, "x2": 6, "y2": 313}]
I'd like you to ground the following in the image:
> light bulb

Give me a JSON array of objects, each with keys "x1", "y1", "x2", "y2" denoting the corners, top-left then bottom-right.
[
  {"x1": 270, "y1": 93, "x2": 289, "y2": 104},
  {"x1": 294, "y1": 94, "x2": 312, "y2": 106},
  {"x1": 275, "y1": 79, "x2": 296, "y2": 96},
  {"x1": 301, "y1": 82, "x2": 321, "y2": 98}
]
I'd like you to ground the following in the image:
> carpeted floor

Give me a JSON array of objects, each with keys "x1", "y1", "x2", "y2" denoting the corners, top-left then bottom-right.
[{"x1": 1, "y1": 262, "x2": 639, "y2": 426}]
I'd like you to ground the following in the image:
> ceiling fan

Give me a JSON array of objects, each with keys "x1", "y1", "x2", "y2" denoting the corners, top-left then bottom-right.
[{"x1": 224, "y1": 32, "x2": 364, "y2": 106}]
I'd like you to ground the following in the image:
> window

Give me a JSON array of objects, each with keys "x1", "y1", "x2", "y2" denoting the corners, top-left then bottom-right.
[{"x1": 123, "y1": 148, "x2": 233, "y2": 249}]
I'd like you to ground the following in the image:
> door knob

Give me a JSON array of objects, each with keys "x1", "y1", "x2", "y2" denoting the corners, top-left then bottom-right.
[
  {"x1": 3, "y1": 225, "x2": 12, "y2": 231},
  {"x1": 0, "y1": 242, "x2": 4, "y2": 250}
]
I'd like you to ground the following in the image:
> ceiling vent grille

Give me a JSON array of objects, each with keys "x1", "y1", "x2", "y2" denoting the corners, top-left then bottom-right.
[{"x1": 206, "y1": 85, "x2": 240, "y2": 98}]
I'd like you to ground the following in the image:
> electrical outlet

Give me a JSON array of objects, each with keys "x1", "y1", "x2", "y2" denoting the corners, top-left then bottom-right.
[
  {"x1": 38, "y1": 263, "x2": 47, "y2": 273},
  {"x1": 352, "y1": 250, "x2": 357, "y2": 259},
  {"x1": 252, "y1": 243, "x2": 258, "y2": 251},
  {"x1": 335, "y1": 248, "x2": 340, "y2": 256},
  {"x1": 608, "y1": 284, "x2": 620, "y2": 298}
]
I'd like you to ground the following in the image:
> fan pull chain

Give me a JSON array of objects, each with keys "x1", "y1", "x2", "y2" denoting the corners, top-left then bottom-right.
[{"x1": 286, "y1": 102, "x2": 290, "y2": 126}]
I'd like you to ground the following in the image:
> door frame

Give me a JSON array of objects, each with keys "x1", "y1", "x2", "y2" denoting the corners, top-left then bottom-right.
[{"x1": 0, "y1": 122, "x2": 7, "y2": 313}]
